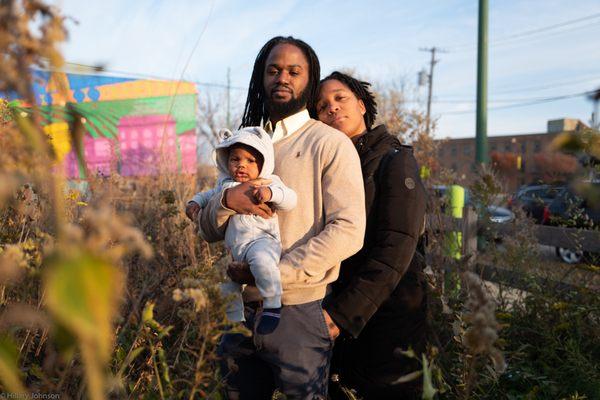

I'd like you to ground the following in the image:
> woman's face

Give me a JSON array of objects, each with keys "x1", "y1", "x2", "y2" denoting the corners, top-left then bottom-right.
[{"x1": 316, "y1": 79, "x2": 367, "y2": 139}]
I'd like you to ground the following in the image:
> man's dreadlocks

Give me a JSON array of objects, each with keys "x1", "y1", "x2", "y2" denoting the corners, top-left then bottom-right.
[
  {"x1": 318, "y1": 71, "x2": 378, "y2": 130},
  {"x1": 240, "y1": 36, "x2": 320, "y2": 128}
]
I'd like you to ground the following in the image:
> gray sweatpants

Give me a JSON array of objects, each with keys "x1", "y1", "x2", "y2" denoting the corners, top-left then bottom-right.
[{"x1": 222, "y1": 236, "x2": 282, "y2": 321}]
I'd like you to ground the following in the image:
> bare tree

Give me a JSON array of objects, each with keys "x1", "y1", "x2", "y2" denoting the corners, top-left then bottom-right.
[
  {"x1": 373, "y1": 81, "x2": 439, "y2": 175},
  {"x1": 197, "y1": 88, "x2": 243, "y2": 151}
]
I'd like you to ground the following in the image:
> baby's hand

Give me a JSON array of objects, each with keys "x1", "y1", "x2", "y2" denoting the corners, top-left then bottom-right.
[
  {"x1": 253, "y1": 186, "x2": 272, "y2": 203},
  {"x1": 185, "y1": 201, "x2": 201, "y2": 222}
]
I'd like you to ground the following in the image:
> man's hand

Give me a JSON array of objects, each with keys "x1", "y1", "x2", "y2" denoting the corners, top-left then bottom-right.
[
  {"x1": 185, "y1": 201, "x2": 201, "y2": 222},
  {"x1": 253, "y1": 186, "x2": 272, "y2": 203},
  {"x1": 323, "y1": 310, "x2": 340, "y2": 341},
  {"x1": 227, "y1": 261, "x2": 255, "y2": 285},
  {"x1": 224, "y1": 179, "x2": 274, "y2": 218}
]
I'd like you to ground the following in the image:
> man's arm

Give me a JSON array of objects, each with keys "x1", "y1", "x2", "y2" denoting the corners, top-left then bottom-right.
[
  {"x1": 278, "y1": 134, "x2": 366, "y2": 284},
  {"x1": 326, "y1": 148, "x2": 427, "y2": 338},
  {"x1": 197, "y1": 180, "x2": 274, "y2": 242}
]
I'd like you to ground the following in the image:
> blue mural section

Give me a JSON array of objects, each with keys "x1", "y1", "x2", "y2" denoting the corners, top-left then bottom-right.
[
  {"x1": 2, "y1": 70, "x2": 135, "y2": 105},
  {"x1": 66, "y1": 73, "x2": 133, "y2": 103}
]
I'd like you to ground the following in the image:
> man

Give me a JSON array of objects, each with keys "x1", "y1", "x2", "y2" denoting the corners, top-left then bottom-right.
[{"x1": 190, "y1": 36, "x2": 365, "y2": 399}]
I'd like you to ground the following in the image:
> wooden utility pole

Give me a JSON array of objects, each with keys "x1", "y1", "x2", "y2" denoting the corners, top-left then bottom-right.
[
  {"x1": 419, "y1": 47, "x2": 444, "y2": 136},
  {"x1": 590, "y1": 88, "x2": 600, "y2": 129}
]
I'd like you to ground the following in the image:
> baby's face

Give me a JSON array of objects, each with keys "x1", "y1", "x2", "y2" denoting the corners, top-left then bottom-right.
[{"x1": 228, "y1": 147, "x2": 260, "y2": 182}]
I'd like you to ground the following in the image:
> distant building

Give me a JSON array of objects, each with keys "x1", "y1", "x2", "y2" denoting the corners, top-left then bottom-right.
[
  {"x1": 5, "y1": 70, "x2": 199, "y2": 178},
  {"x1": 436, "y1": 118, "x2": 588, "y2": 190}
]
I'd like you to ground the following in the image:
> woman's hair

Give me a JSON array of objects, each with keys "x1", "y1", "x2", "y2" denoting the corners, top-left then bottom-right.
[
  {"x1": 240, "y1": 36, "x2": 321, "y2": 128},
  {"x1": 318, "y1": 71, "x2": 378, "y2": 130}
]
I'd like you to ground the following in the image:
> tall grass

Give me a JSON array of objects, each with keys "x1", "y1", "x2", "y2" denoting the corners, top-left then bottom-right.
[
  {"x1": 1, "y1": 1, "x2": 599, "y2": 399},
  {"x1": 0, "y1": 2, "x2": 232, "y2": 398}
]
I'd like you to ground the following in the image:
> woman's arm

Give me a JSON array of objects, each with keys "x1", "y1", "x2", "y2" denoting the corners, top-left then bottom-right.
[{"x1": 326, "y1": 147, "x2": 426, "y2": 338}]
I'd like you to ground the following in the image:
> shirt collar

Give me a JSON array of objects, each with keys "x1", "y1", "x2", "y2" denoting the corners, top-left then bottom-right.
[{"x1": 264, "y1": 109, "x2": 310, "y2": 142}]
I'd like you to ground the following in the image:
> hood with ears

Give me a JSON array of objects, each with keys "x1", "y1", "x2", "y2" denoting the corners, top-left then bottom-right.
[{"x1": 214, "y1": 127, "x2": 275, "y2": 180}]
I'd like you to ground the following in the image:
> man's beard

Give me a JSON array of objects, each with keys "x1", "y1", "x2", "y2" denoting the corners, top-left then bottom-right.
[{"x1": 266, "y1": 87, "x2": 309, "y2": 119}]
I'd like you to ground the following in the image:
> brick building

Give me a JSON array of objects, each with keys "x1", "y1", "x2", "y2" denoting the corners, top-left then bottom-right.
[{"x1": 436, "y1": 118, "x2": 587, "y2": 190}]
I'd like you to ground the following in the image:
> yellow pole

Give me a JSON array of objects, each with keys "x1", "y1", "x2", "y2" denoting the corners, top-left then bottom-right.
[{"x1": 447, "y1": 185, "x2": 465, "y2": 259}]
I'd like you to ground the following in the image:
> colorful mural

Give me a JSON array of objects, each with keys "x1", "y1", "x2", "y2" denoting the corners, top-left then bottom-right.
[{"x1": 6, "y1": 70, "x2": 199, "y2": 178}]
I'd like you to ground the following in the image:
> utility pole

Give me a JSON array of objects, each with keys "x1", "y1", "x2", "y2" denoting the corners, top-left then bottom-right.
[
  {"x1": 226, "y1": 67, "x2": 231, "y2": 129},
  {"x1": 590, "y1": 88, "x2": 600, "y2": 130},
  {"x1": 419, "y1": 47, "x2": 445, "y2": 136},
  {"x1": 475, "y1": 0, "x2": 489, "y2": 164}
]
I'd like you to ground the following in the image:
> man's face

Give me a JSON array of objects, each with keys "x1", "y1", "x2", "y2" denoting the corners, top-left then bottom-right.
[{"x1": 263, "y1": 43, "x2": 310, "y2": 119}]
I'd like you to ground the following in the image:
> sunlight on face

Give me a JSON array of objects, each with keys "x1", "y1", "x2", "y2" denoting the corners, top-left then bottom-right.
[
  {"x1": 316, "y1": 79, "x2": 367, "y2": 138},
  {"x1": 227, "y1": 147, "x2": 260, "y2": 182}
]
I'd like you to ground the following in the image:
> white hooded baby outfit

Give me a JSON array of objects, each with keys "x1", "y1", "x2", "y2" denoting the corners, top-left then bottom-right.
[{"x1": 190, "y1": 127, "x2": 297, "y2": 322}]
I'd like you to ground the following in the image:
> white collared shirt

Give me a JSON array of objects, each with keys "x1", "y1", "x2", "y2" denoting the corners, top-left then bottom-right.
[{"x1": 264, "y1": 109, "x2": 310, "y2": 143}]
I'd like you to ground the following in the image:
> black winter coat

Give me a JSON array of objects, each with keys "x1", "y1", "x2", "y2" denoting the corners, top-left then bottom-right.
[{"x1": 326, "y1": 125, "x2": 428, "y2": 399}]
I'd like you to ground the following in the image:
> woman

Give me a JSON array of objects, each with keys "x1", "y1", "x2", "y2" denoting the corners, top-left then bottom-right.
[{"x1": 313, "y1": 72, "x2": 428, "y2": 399}]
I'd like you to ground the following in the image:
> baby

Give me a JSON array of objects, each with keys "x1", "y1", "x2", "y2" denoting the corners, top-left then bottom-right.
[{"x1": 187, "y1": 127, "x2": 296, "y2": 334}]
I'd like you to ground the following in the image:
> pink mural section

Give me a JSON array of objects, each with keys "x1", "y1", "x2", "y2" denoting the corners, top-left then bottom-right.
[
  {"x1": 64, "y1": 135, "x2": 115, "y2": 178},
  {"x1": 64, "y1": 114, "x2": 197, "y2": 178},
  {"x1": 179, "y1": 131, "x2": 198, "y2": 174},
  {"x1": 118, "y1": 115, "x2": 177, "y2": 176}
]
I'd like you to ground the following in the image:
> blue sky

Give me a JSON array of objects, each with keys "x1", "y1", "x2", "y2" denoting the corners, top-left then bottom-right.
[{"x1": 51, "y1": 0, "x2": 600, "y2": 139}]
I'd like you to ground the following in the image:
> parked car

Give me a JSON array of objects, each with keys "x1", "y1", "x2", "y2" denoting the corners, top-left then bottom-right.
[
  {"x1": 508, "y1": 184, "x2": 563, "y2": 223},
  {"x1": 431, "y1": 185, "x2": 515, "y2": 224},
  {"x1": 542, "y1": 183, "x2": 600, "y2": 264},
  {"x1": 488, "y1": 205, "x2": 515, "y2": 224}
]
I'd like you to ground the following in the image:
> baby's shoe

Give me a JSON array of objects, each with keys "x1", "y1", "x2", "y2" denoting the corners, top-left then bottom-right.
[{"x1": 256, "y1": 307, "x2": 281, "y2": 334}]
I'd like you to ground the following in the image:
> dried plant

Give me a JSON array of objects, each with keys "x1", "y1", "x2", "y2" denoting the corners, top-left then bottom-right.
[
  {"x1": 1, "y1": 2, "x2": 598, "y2": 399},
  {"x1": 0, "y1": 1, "x2": 231, "y2": 399}
]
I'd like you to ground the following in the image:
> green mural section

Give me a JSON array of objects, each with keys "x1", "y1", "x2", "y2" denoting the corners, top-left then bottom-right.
[{"x1": 30, "y1": 94, "x2": 196, "y2": 139}]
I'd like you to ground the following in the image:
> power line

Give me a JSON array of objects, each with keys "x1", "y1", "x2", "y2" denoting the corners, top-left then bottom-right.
[
  {"x1": 447, "y1": 11, "x2": 600, "y2": 51},
  {"x1": 492, "y1": 74, "x2": 600, "y2": 95},
  {"x1": 495, "y1": 12, "x2": 600, "y2": 41},
  {"x1": 433, "y1": 88, "x2": 600, "y2": 103},
  {"x1": 433, "y1": 74, "x2": 600, "y2": 101},
  {"x1": 165, "y1": 0, "x2": 216, "y2": 121},
  {"x1": 440, "y1": 90, "x2": 594, "y2": 115},
  {"x1": 488, "y1": 20, "x2": 600, "y2": 50}
]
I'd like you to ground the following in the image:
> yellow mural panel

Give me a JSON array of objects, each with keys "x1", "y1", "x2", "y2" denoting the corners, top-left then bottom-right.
[
  {"x1": 97, "y1": 80, "x2": 197, "y2": 102},
  {"x1": 42, "y1": 75, "x2": 197, "y2": 105},
  {"x1": 44, "y1": 122, "x2": 71, "y2": 162}
]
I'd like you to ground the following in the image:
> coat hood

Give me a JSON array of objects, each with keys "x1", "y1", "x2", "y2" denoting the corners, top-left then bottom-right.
[
  {"x1": 355, "y1": 124, "x2": 401, "y2": 155},
  {"x1": 354, "y1": 124, "x2": 403, "y2": 167},
  {"x1": 214, "y1": 127, "x2": 274, "y2": 180}
]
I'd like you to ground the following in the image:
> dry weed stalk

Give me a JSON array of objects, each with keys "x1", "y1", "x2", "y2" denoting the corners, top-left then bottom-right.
[
  {"x1": 0, "y1": 1, "x2": 186, "y2": 399},
  {"x1": 458, "y1": 271, "x2": 505, "y2": 399}
]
